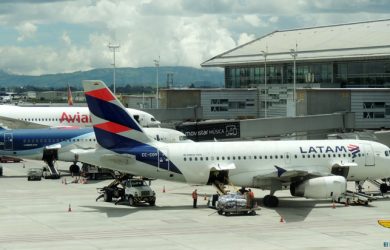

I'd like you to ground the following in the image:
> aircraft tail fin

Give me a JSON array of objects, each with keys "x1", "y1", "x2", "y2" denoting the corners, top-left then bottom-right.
[{"x1": 82, "y1": 80, "x2": 152, "y2": 150}]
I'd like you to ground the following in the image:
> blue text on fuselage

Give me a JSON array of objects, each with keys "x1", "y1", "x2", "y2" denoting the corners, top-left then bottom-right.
[{"x1": 299, "y1": 145, "x2": 347, "y2": 154}]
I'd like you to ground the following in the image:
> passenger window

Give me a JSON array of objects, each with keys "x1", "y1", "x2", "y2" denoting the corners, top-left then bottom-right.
[
  {"x1": 227, "y1": 156, "x2": 230, "y2": 160},
  {"x1": 275, "y1": 155, "x2": 278, "y2": 159},
  {"x1": 280, "y1": 155, "x2": 283, "y2": 159},
  {"x1": 294, "y1": 155, "x2": 297, "y2": 159},
  {"x1": 269, "y1": 156, "x2": 272, "y2": 159},
  {"x1": 194, "y1": 157, "x2": 198, "y2": 161},
  {"x1": 206, "y1": 157, "x2": 209, "y2": 161},
  {"x1": 307, "y1": 155, "x2": 310, "y2": 158},
  {"x1": 189, "y1": 157, "x2": 192, "y2": 161},
  {"x1": 238, "y1": 156, "x2": 241, "y2": 160},
  {"x1": 184, "y1": 158, "x2": 187, "y2": 161},
  {"x1": 216, "y1": 157, "x2": 219, "y2": 160},
  {"x1": 200, "y1": 157, "x2": 203, "y2": 161},
  {"x1": 232, "y1": 156, "x2": 236, "y2": 160},
  {"x1": 264, "y1": 156, "x2": 267, "y2": 159},
  {"x1": 221, "y1": 156, "x2": 225, "y2": 160},
  {"x1": 243, "y1": 156, "x2": 246, "y2": 160},
  {"x1": 254, "y1": 156, "x2": 257, "y2": 159},
  {"x1": 302, "y1": 155, "x2": 305, "y2": 158}
]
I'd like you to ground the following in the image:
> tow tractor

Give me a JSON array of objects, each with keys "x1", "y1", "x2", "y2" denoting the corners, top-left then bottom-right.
[{"x1": 96, "y1": 174, "x2": 156, "y2": 206}]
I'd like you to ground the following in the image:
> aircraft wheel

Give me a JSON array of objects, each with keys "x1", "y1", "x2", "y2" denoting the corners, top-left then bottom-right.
[
  {"x1": 380, "y1": 183, "x2": 388, "y2": 194},
  {"x1": 69, "y1": 164, "x2": 80, "y2": 175},
  {"x1": 269, "y1": 195, "x2": 279, "y2": 207},
  {"x1": 103, "y1": 190, "x2": 112, "y2": 202},
  {"x1": 263, "y1": 195, "x2": 270, "y2": 207}
]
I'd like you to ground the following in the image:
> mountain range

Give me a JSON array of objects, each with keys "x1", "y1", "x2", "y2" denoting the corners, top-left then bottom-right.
[{"x1": 0, "y1": 66, "x2": 224, "y2": 89}]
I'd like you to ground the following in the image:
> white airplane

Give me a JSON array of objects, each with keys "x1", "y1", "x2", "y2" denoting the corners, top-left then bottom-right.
[
  {"x1": 0, "y1": 104, "x2": 160, "y2": 128},
  {"x1": 76, "y1": 80, "x2": 390, "y2": 207}
]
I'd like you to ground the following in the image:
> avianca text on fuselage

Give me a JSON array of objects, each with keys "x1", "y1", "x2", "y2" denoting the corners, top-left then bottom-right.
[
  {"x1": 60, "y1": 112, "x2": 92, "y2": 124},
  {"x1": 299, "y1": 144, "x2": 361, "y2": 157}
]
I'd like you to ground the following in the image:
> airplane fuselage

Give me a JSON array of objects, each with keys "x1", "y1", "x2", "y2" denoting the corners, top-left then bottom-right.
[
  {"x1": 0, "y1": 105, "x2": 160, "y2": 127},
  {"x1": 77, "y1": 139, "x2": 390, "y2": 187}
]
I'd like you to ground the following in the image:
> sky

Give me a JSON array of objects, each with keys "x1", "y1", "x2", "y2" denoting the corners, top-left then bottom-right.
[{"x1": 0, "y1": 0, "x2": 389, "y2": 76}]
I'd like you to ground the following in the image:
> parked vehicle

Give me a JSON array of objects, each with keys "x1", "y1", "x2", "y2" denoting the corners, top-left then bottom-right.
[{"x1": 27, "y1": 168, "x2": 42, "y2": 181}]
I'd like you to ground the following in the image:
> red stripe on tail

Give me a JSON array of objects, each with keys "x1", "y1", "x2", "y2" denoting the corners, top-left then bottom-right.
[
  {"x1": 94, "y1": 122, "x2": 132, "y2": 133},
  {"x1": 85, "y1": 88, "x2": 115, "y2": 102}
]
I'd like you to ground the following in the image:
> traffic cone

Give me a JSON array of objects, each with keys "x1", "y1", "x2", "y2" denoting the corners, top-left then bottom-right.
[
  {"x1": 68, "y1": 204, "x2": 72, "y2": 212},
  {"x1": 332, "y1": 201, "x2": 336, "y2": 209},
  {"x1": 280, "y1": 216, "x2": 285, "y2": 223},
  {"x1": 162, "y1": 186, "x2": 165, "y2": 193}
]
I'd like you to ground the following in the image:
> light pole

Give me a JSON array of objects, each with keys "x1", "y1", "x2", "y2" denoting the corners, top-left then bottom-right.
[
  {"x1": 290, "y1": 48, "x2": 298, "y2": 114},
  {"x1": 153, "y1": 57, "x2": 160, "y2": 109},
  {"x1": 261, "y1": 50, "x2": 267, "y2": 118},
  {"x1": 108, "y1": 43, "x2": 120, "y2": 95}
]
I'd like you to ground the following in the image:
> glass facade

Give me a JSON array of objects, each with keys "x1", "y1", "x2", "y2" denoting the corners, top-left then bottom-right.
[{"x1": 225, "y1": 59, "x2": 390, "y2": 88}]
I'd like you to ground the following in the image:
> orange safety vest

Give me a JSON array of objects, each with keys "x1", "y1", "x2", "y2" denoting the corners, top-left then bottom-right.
[{"x1": 192, "y1": 191, "x2": 198, "y2": 199}]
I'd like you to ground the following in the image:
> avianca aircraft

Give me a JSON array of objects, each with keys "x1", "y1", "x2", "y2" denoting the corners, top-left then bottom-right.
[
  {"x1": 77, "y1": 80, "x2": 390, "y2": 207},
  {"x1": 0, "y1": 104, "x2": 160, "y2": 128},
  {"x1": 0, "y1": 126, "x2": 191, "y2": 172}
]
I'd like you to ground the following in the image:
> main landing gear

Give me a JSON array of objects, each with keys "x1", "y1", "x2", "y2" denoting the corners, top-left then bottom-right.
[{"x1": 262, "y1": 190, "x2": 279, "y2": 207}]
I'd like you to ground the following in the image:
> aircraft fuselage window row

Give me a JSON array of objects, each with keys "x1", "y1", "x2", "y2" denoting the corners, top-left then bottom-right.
[
  {"x1": 20, "y1": 118, "x2": 61, "y2": 122},
  {"x1": 182, "y1": 153, "x2": 374, "y2": 162},
  {"x1": 22, "y1": 138, "x2": 96, "y2": 143}
]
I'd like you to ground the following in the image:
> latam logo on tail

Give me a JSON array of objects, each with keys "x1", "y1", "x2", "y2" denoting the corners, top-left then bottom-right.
[
  {"x1": 300, "y1": 144, "x2": 361, "y2": 158},
  {"x1": 60, "y1": 112, "x2": 92, "y2": 124}
]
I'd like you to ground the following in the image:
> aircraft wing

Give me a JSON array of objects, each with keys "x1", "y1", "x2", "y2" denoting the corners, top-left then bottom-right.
[
  {"x1": 0, "y1": 115, "x2": 49, "y2": 129},
  {"x1": 253, "y1": 165, "x2": 331, "y2": 184}
]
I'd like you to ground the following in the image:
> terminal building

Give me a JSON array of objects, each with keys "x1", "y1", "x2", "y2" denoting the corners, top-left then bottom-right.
[{"x1": 201, "y1": 19, "x2": 390, "y2": 120}]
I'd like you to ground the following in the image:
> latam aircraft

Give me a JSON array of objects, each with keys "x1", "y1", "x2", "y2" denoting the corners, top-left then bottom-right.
[
  {"x1": 76, "y1": 80, "x2": 390, "y2": 207},
  {"x1": 0, "y1": 104, "x2": 160, "y2": 128}
]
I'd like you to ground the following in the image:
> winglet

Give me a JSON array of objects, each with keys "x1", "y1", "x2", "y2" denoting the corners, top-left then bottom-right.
[{"x1": 274, "y1": 165, "x2": 287, "y2": 177}]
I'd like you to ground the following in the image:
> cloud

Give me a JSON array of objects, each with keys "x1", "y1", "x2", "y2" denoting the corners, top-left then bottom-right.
[
  {"x1": 61, "y1": 31, "x2": 71, "y2": 46},
  {"x1": 16, "y1": 22, "x2": 37, "y2": 41},
  {"x1": 0, "y1": 0, "x2": 389, "y2": 75}
]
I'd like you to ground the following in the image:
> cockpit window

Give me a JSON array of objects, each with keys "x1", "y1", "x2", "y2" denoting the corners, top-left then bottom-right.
[
  {"x1": 151, "y1": 118, "x2": 156, "y2": 121},
  {"x1": 386, "y1": 151, "x2": 390, "y2": 157}
]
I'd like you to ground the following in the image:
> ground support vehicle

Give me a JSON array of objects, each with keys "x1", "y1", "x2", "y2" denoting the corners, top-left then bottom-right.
[
  {"x1": 216, "y1": 193, "x2": 259, "y2": 216},
  {"x1": 27, "y1": 168, "x2": 42, "y2": 181},
  {"x1": 336, "y1": 190, "x2": 376, "y2": 206},
  {"x1": 81, "y1": 164, "x2": 118, "y2": 180},
  {"x1": 96, "y1": 175, "x2": 156, "y2": 206}
]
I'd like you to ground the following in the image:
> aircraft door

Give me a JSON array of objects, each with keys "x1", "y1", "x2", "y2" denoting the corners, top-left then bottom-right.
[
  {"x1": 362, "y1": 143, "x2": 375, "y2": 166},
  {"x1": 4, "y1": 133, "x2": 13, "y2": 151},
  {"x1": 157, "y1": 147, "x2": 170, "y2": 172}
]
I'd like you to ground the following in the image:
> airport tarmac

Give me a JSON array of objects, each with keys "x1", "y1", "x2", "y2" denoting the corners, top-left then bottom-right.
[{"x1": 0, "y1": 160, "x2": 390, "y2": 250}]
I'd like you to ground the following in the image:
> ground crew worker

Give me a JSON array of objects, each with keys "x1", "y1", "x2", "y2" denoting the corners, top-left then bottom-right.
[
  {"x1": 192, "y1": 189, "x2": 198, "y2": 208},
  {"x1": 248, "y1": 189, "x2": 255, "y2": 208}
]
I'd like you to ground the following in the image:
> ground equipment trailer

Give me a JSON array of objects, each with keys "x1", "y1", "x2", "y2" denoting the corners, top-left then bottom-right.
[
  {"x1": 97, "y1": 175, "x2": 156, "y2": 206},
  {"x1": 216, "y1": 193, "x2": 259, "y2": 216}
]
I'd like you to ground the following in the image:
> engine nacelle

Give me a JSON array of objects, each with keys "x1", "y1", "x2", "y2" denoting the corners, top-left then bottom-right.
[{"x1": 290, "y1": 176, "x2": 346, "y2": 199}]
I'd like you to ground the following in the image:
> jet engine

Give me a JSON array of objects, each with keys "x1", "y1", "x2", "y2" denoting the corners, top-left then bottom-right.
[{"x1": 290, "y1": 176, "x2": 346, "y2": 199}]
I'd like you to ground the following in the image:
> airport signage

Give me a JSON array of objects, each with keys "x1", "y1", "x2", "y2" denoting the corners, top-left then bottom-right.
[{"x1": 176, "y1": 121, "x2": 240, "y2": 141}]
